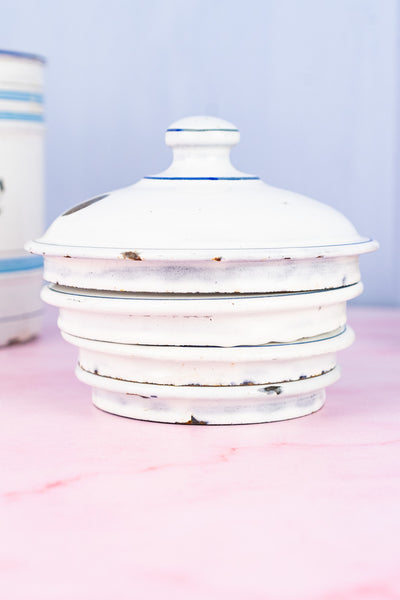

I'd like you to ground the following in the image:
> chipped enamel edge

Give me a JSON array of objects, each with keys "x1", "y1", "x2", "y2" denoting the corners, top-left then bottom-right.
[{"x1": 26, "y1": 237, "x2": 378, "y2": 261}]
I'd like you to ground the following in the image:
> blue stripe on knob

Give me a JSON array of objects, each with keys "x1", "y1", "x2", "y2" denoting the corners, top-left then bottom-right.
[{"x1": 166, "y1": 128, "x2": 239, "y2": 132}]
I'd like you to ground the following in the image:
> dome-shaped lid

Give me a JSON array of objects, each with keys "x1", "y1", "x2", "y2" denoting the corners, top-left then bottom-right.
[{"x1": 28, "y1": 116, "x2": 376, "y2": 260}]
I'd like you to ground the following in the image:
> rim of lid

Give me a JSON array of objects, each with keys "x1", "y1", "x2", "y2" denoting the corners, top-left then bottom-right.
[{"x1": 26, "y1": 237, "x2": 378, "y2": 261}]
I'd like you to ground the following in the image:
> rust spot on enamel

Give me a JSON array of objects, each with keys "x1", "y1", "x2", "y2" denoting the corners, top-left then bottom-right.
[
  {"x1": 212, "y1": 256, "x2": 222, "y2": 261},
  {"x1": 122, "y1": 251, "x2": 142, "y2": 261},
  {"x1": 185, "y1": 415, "x2": 208, "y2": 425},
  {"x1": 260, "y1": 385, "x2": 282, "y2": 395}
]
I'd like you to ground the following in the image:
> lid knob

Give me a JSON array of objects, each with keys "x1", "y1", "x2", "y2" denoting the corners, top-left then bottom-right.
[{"x1": 146, "y1": 116, "x2": 256, "y2": 179}]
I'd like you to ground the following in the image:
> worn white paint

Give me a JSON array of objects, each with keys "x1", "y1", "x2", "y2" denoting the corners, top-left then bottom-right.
[
  {"x1": 64, "y1": 327, "x2": 354, "y2": 388},
  {"x1": 43, "y1": 283, "x2": 361, "y2": 347},
  {"x1": 78, "y1": 368, "x2": 339, "y2": 425},
  {"x1": 28, "y1": 117, "x2": 377, "y2": 294},
  {"x1": 29, "y1": 116, "x2": 375, "y2": 423}
]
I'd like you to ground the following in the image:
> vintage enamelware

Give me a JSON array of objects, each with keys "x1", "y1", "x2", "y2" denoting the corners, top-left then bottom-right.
[
  {"x1": 0, "y1": 50, "x2": 45, "y2": 345},
  {"x1": 64, "y1": 326, "x2": 353, "y2": 387},
  {"x1": 27, "y1": 116, "x2": 378, "y2": 423},
  {"x1": 28, "y1": 116, "x2": 376, "y2": 294},
  {"x1": 43, "y1": 282, "x2": 362, "y2": 346},
  {"x1": 77, "y1": 367, "x2": 339, "y2": 425}
]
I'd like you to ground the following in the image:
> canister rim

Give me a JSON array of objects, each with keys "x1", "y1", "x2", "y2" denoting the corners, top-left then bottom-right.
[{"x1": 0, "y1": 49, "x2": 46, "y2": 63}]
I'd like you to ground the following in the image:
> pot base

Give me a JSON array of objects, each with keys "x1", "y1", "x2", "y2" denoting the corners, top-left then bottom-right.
[{"x1": 77, "y1": 366, "x2": 339, "y2": 425}]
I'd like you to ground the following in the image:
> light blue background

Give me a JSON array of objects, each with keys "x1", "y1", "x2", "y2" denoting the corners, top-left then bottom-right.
[{"x1": 1, "y1": 0, "x2": 398, "y2": 305}]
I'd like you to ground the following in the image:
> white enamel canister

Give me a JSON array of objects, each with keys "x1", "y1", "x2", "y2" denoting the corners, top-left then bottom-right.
[
  {"x1": 27, "y1": 116, "x2": 377, "y2": 424},
  {"x1": 0, "y1": 50, "x2": 45, "y2": 346}
]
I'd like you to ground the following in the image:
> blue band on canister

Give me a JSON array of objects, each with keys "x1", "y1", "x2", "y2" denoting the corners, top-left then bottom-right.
[
  {"x1": 0, "y1": 111, "x2": 44, "y2": 122},
  {"x1": 0, "y1": 255, "x2": 43, "y2": 273},
  {"x1": 0, "y1": 90, "x2": 44, "y2": 103}
]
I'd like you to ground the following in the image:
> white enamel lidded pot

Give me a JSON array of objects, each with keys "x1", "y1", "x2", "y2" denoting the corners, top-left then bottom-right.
[
  {"x1": 27, "y1": 116, "x2": 377, "y2": 424},
  {"x1": 0, "y1": 50, "x2": 45, "y2": 345}
]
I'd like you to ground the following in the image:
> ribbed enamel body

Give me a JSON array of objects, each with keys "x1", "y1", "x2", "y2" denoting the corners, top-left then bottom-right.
[{"x1": 27, "y1": 116, "x2": 378, "y2": 423}]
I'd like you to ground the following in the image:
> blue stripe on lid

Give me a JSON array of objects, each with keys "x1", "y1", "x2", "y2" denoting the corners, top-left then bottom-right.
[
  {"x1": 0, "y1": 255, "x2": 43, "y2": 273},
  {"x1": 144, "y1": 176, "x2": 259, "y2": 181}
]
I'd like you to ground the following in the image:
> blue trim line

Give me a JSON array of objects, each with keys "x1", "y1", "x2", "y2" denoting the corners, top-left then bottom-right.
[
  {"x1": 0, "y1": 255, "x2": 43, "y2": 273},
  {"x1": 0, "y1": 49, "x2": 45, "y2": 63},
  {"x1": 33, "y1": 238, "x2": 374, "y2": 251},
  {"x1": 167, "y1": 128, "x2": 238, "y2": 132},
  {"x1": 236, "y1": 326, "x2": 346, "y2": 349},
  {"x1": 0, "y1": 111, "x2": 44, "y2": 122},
  {"x1": 144, "y1": 176, "x2": 259, "y2": 181},
  {"x1": 48, "y1": 283, "x2": 357, "y2": 301},
  {"x1": 0, "y1": 90, "x2": 43, "y2": 103}
]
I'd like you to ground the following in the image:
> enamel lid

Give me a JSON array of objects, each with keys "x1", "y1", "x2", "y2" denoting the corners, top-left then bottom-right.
[{"x1": 28, "y1": 116, "x2": 377, "y2": 260}]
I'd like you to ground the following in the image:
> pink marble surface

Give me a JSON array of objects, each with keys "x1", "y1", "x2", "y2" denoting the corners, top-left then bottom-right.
[{"x1": 1, "y1": 306, "x2": 400, "y2": 600}]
